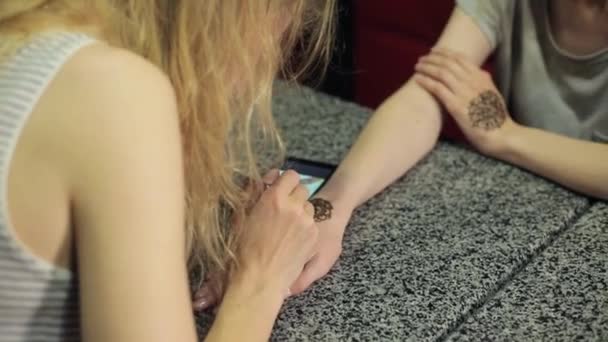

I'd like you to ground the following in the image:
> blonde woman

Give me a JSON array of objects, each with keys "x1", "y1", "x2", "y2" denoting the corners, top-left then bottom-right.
[{"x1": 0, "y1": 1, "x2": 335, "y2": 341}]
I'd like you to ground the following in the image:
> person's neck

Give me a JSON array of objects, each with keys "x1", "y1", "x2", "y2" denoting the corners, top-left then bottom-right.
[{"x1": 550, "y1": 0, "x2": 608, "y2": 56}]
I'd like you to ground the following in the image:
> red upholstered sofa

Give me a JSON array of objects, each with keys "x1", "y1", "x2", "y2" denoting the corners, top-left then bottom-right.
[{"x1": 353, "y1": 1, "x2": 464, "y2": 140}]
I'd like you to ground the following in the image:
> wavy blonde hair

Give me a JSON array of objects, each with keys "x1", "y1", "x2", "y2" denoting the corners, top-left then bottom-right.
[{"x1": 0, "y1": 0, "x2": 335, "y2": 286}]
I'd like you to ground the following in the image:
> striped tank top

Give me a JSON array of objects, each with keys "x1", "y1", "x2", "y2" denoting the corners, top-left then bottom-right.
[{"x1": 0, "y1": 32, "x2": 95, "y2": 342}]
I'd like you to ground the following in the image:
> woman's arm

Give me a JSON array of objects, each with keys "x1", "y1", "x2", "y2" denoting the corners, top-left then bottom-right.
[
  {"x1": 205, "y1": 272, "x2": 285, "y2": 341},
  {"x1": 287, "y1": 8, "x2": 499, "y2": 295},
  {"x1": 414, "y1": 48, "x2": 608, "y2": 200},
  {"x1": 48, "y1": 44, "x2": 305, "y2": 342},
  {"x1": 320, "y1": 8, "x2": 495, "y2": 210},
  {"x1": 500, "y1": 124, "x2": 608, "y2": 200},
  {"x1": 51, "y1": 45, "x2": 198, "y2": 342}
]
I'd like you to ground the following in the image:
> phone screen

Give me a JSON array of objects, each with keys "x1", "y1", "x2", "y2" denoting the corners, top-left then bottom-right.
[{"x1": 281, "y1": 157, "x2": 336, "y2": 197}]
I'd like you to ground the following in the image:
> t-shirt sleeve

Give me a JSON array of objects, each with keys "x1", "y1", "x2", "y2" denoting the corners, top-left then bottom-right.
[{"x1": 455, "y1": 0, "x2": 513, "y2": 49}]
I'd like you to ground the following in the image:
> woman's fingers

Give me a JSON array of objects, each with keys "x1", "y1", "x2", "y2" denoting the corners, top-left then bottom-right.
[
  {"x1": 262, "y1": 168, "x2": 281, "y2": 184},
  {"x1": 192, "y1": 283, "x2": 219, "y2": 311},
  {"x1": 270, "y1": 169, "x2": 300, "y2": 197},
  {"x1": 246, "y1": 169, "x2": 281, "y2": 196},
  {"x1": 417, "y1": 53, "x2": 468, "y2": 82},
  {"x1": 303, "y1": 201, "x2": 315, "y2": 217},
  {"x1": 415, "y1": 47, "x2": 491, "y2": 118},
  {"x1": 415, "y1": 59, "x2": 462, "y2": 93},
  {"x1": 260, "y1": 169, "x2": 281, "y2": 191},
  {"x1": 289, "y1": 256, "x2": 321, "y2": 296},
  {"x1": 431, "y1": 47, "x2": 477, "y2": 74},
  {"x1": 290, "y1": 183, "x2": 310, "y2": 204},
  {"x1": 414, "y1": 74, "x2": 461, "y2": 114}
]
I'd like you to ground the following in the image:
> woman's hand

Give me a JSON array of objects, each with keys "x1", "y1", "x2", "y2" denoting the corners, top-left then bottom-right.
[
  {"x1": 230, "y1": 169, "x2": 319, "y2": 298},
  {"x1": 193, "y1": 170, "x2": 316, "y2": 311},
  {"x1": 195, "y1": 199, "x2": 351, "y2": 307},
  {"x1": 192, "y1": 274, "x2": 222, "y2": 312},
  {"x1": 414, "y1": 48, "x2": 518, "y2": 156},
  {"x1": 205, "y1": 170, "x2": 319, "y2": 341}
]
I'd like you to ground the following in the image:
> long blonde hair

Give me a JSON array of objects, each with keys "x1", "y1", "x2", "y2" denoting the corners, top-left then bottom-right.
[{"x1": 0, "y1": 0, "x2": 335, "y2": 285}]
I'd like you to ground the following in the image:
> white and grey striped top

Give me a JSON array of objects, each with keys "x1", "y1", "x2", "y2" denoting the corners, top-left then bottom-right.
[{"x1": 0, "y1": 32, "x2": 95, "y2": 342}]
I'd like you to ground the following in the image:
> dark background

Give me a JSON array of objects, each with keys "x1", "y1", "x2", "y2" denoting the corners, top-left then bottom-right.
[
  {"x1": 308, "y1": 1, "x2": 467, "y2": 141},
  {"x1": 315, "y1": 0, "x2": 355, "y2": 102}
]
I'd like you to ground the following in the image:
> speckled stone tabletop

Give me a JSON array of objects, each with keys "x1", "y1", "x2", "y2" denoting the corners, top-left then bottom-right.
[
  {"x1": 447, "y1": 203, "x2": 608, "y2": 342},
  {"x1": 196, "y1": 84, "x2": 608, "y2": 341}
]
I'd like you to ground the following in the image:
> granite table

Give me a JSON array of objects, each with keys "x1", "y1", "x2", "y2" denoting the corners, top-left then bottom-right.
[{"x1": 196, "y1": 84, "x2": 608, "y2": 341}]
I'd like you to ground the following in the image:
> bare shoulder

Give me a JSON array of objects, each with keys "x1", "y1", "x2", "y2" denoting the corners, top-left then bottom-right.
[
  {"x1": 37, "y1": 41, "x2": 180, "y2": 152},
  {"x1": 28, "y1": 41, "x2": 183, "y2": 194},
  {"x1": 51, "y1": 42, "x2": 178, "y2": 123},
  {"x1": 7, "y1": 41, "x2": 184, "y2": 271},
  {"x1": 41, "y1": 44, "x2": 196, "y2": 342}
]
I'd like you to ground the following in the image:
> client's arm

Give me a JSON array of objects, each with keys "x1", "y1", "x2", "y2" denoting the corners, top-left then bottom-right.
[
  {"x1": 415, "y1": 48, "x2": 608, "y2": 200},
  {"x1": 320, "y1": 8, "x2": 495, "y2": 211},
  {"x1": 289, "y1": 8, "x2": 497, "y2": 294}
]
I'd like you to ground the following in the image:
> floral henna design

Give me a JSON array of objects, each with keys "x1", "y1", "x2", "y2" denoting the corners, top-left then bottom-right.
[
  {"x1": 468, "y1": 90, "x2": 507, "y2": 130},
  {"x1": 309, "y1": 198, "x2": 333, "y2": 222}
]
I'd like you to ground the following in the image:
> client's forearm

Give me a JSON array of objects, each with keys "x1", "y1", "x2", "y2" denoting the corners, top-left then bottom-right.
[
  {"x1": 497, "y1": 123, "x2": 608, "y2": 200},
  {"x1": 319, "y1": 81, "x2": 442, "y2": 209}
]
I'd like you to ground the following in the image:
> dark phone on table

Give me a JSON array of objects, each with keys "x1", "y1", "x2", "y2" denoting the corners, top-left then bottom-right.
[{"x1": 281, "y1": 157, "x2": 336, "y2": 198}]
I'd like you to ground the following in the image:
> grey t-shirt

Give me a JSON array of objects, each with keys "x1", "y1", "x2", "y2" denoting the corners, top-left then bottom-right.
[{"x1": 456, "y1": 0, "x2": 608, "y2": 142}]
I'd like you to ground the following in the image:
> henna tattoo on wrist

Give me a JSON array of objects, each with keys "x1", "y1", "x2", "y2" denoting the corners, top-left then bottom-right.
[
  {"x1": 309, "y1": 198, "x2": 333, "y2": 222},
  {"x1": 468, "y1": 90, "x2": 507, "y2": 131}
]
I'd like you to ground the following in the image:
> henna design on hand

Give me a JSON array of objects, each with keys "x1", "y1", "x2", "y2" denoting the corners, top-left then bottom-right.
[
  {"x1": 468, "y1": 90, "x2": 507, "y2": 131},
  {"x1": 309, "y1": 198, "x2": 333, "y2": 222}
]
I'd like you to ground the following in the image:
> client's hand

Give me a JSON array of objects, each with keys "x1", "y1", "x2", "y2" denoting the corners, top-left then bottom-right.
[
  {"x1": 414, "y1": 47, "x2": 517, "y2": 156},
  {"x1": 289, "y1": 192, "x2": 352, "y2": 295}
]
